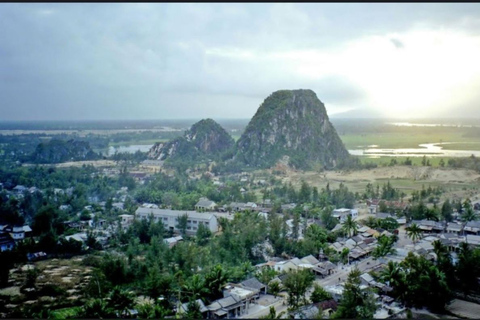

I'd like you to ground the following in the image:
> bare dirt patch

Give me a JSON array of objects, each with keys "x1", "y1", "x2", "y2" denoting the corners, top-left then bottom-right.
[{"x1": 266, "y1": 166, "x2": 480, "y2": 195}]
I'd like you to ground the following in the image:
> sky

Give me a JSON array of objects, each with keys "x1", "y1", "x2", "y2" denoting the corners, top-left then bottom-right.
[{"x1": 2, "y1": 3, "x2": 480, "y2": 120}]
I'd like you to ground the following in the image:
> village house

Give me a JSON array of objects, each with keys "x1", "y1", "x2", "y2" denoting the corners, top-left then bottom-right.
[
  {"x1": 281, "y1": 203, "x2": 297, "y2": 211},
  {"x1": 119, "y1": 214, "x2": 134, "y2": 230},
  {"x1": 367, "y1": 199, "x2": 408, "y2": 213},
  {"x1": 135, "y1": 207, "x2": 218, "y2": 234},
  {"x1": 206, "y1": 282, "x2": 259, "y2": 319},
  {"x1": 464, "y1": 221, "x2": 480, "y2": 235},
  {"x1": 0, "y1": 233, "x2": 15, "y2": 252},
  {"x1": 240, "y1": 277, "x2": 267, "y2": 295},
  {"x1": 332, "y1": 208, "x2": 358, "y2": 222},
  {"x1": 446, "y1": 222, "x2": 464, "y2": 235},
  {"x1": 163, "y1": 235, "x2": 184, "y2": 248},
  {"x1": 411, "y1": 219, "x2": 445, "y2": 233},
  {"x1": 195, "y1": 197, "x2": 217, "y2": 211}
]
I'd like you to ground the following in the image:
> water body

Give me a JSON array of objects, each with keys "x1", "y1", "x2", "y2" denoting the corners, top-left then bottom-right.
[
  {"x1": 105, "y1": 144, "x2": 153, "y2": 156},
  {"x1": 101, "y1": 142, "x2": 480, "y2": 159},
  {"x1": 389, "y1": 122, "x2": 480, "y2": 128},
  {"x1": 349, "y1": 142, "x2": 480, "y2": 158}
]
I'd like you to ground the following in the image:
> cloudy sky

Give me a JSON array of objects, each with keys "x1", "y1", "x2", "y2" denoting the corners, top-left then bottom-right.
[{"x1": 2, "y1": 3, "x2": 480, "y2": 120}]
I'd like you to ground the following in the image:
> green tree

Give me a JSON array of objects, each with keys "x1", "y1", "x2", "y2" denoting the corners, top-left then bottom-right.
[
  {"x1": 136, "y1": 303, "x2": 168, "y2": 319},
  {"x1": 372, "y1": 235, "x2": 397, "y2": 259},
  {"x1": 405, "y1": 223, "x2": 422, "y2": 245},
  {"x1": 283, "y1": 269, "x2": 315, "y2": 310},
  {"x1": 299, "y1": 181, "x2": 312, "y2": 203},
  {"x1": 260, "y1": 306, "x2": 286, "y2": 320},
  {"x1": 107, "y1": 286, "x2": 135, "y2": 317},
  {"x1": 439, "y1": 158, "x2": 445, "y2": 167},
  {"x1": 196, "y1": 223, "x2": 212, "y2": 246},
  {"x1": 182, "y1": 274, "x2": 209, "y2": 302},
  {"x1": 310, "y1": 283, "x2": 332, "y2": 303},
  {"x1": 145, "y1": 265, "x2": 173, "y2": 300},
  {"x1": 176, "y1": 213, "x2": 189, "y2": 236},
  {"x1": 204, "y1": 264, "x2": 229, "y2": 301},
  {"x1": 82, "y1": 298, "x2": 114, "y2": 319},
  {"x1": 333, "y1": 268, "x2": 377, "y2": 319},
  {"x1": 184, "y1": 299, "x2": 203, "y2": 319},
  {"x1": 462, "y1": 206, "x2": 477, "y2": 222},
  {"x1": 268, "y1": 279, "x2": 282, "y2": 298},
  {"x1": 456, "y1": 243, "x2": 480, "y2": 295},
  {"x1": 400, "y1": 252, "x2": 451, "y2": 312},
  {"x1": 256, "y1": 267, "x2": 278, "y2": 287},
  {"x1": 320, "y1": 207, "x2": 337, "y2": 230},
  {"x1": 441, "y1": 200, "x2": 453, "y2": 222},
  {"x1": 380, "y1": 261, "x2": 407, "y2": 301},
  {"x1": 342, "y1": 215, "x2": 358, "y2": 238}
]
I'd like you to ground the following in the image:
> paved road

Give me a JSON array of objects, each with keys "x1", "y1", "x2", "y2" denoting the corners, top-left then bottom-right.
[
  {"x1": 313, "y1": 256, "x2": 384, "y2": 288},
  {"x1": 242, "y1": 297, "x2": 288, "y2": 319}
]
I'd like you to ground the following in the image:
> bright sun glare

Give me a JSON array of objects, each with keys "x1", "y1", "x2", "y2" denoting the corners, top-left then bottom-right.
[{"x1": 291, "y1": 30, "x2": 480, "y2": 118}]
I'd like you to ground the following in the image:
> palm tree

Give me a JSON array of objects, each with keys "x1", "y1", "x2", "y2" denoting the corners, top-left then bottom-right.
[
  {"x1": 107, "y1": 286, "x2": 135, "y2": 317},
  {"x1": 432, "y1": 240, "x2": 448, "y2": 261},
  {"x1": 182, "y1": 274, "x2": 209, "y2": 301},
  {"x1": 136, "y1": 303, "x2": 168, "y2": 319},
  {"x1": 380, "y1": 261, "x2": 406, "y2": 301},
  {"x1": 462, "y1": 207, "x2": 477, "y2": 222},
  {"x1": 405, "y1": 223, "x2": 422, "y2": 245},
  {"x1": 205, "y1": 264, "x2": 229, "y2": 301},
  {"x1": 82, "y1": 298, "x2": 114, "y2": 319},
  {"x1": 260, "y1": 306, "x2": 286, "y2": 319},
  {"x1": 342, "y1": 215, "x2": 358, "y2": 238},
  {"x1": 363, "y1": 216, "x2": 378, "y2": 228},
  {"x1": 425, "y1": 209, "x2": 439, "y2": 221}
]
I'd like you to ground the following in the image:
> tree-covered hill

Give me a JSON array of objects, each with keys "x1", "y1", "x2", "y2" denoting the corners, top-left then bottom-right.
[{"x1": 234, "y1": 89, "x2": 350, "y2": 170}]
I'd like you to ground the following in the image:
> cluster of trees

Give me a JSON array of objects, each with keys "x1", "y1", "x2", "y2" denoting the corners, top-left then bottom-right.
[
  {"x1": 410, "y1": 185, "x2": 443, "y2": 203},
  {"x1": 363, "y1": 181, "x2": 405, "y2": 201},
  {"x1": 404, "y1": 198, "x2": 475, "y2": 222},
  {"x1": 271, "y1": 181, "x2": 356, "y2": 209},
  {"x1": 447, "y1": 155, "x2": 480, "y2": 172},
  {"x1": 362, "y1": 217, "x2": 399, "y2": 231},
  {"x1": 134, "y1": 172, "x2": 256, "y2": 209},
  {"x1": 378, "y1": 241, "x2": 480, "y2": 312}
]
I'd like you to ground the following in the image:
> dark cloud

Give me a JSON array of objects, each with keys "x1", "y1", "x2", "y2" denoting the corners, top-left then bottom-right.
[{"x1": 1, "y1": 3, "x2": 480, "y2": 120}]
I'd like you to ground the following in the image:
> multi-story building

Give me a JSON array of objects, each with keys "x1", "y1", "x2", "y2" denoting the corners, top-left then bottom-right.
[{"x1": 135, "y1": 207, "x2": 218, "y2": 234}]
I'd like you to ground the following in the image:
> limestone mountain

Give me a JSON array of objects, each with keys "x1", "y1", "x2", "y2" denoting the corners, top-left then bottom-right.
[
  {"x1": 235, "y1": 89, "x2": 350, "y2": 169},
  {"x1": 148, "y1": 118, "x2": 235, "y2": 161},
  {"x1": 31, "y1": 139, "x2": 100, "y2": 164}
]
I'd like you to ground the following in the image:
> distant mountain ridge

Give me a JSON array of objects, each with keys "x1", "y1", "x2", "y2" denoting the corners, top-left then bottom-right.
[
  {"x1": 148, "y1": 118, "x2": 234, "y2": 161},
  {"x1": 234, "y1": 89, "x2": 349, "y2": 169}
]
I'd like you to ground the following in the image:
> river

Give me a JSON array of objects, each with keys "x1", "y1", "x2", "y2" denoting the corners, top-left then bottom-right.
[
  {"x1": 349, "y1": 142, "x2": 480, "y2": 158},
  {"x1": 100, "y1": 142, "x2": 480, "y2": 158}
]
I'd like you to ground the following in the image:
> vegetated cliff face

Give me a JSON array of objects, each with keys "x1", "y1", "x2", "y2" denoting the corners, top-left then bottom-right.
[
  {"x1": 148, "y1": 119, "x2": 234, "y2": 161},
  {"x1": 31, "y1": 139, "x2": 100, "y2": 163},
  {"x1": 235, "y1": 89, "x2": 350, "y2": 169}
]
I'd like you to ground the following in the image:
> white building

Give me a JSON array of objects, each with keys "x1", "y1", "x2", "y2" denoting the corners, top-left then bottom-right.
[
  {"x1": 332, "y1": 208, "x2": 358, "y2": 222},
  {"x1": 119, "y1": 214, "x2": 134, "y2": 230},
  {"x1": 135, "y1": 207, "x2": 218, "y2": 234}
]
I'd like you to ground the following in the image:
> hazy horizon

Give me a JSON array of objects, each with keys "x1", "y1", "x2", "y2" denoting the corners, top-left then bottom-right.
[{"x1": 2, "y1": 3, "x2": 480, "y2": 120}]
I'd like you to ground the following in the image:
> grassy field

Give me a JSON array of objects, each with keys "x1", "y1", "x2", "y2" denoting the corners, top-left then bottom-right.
[
  {"x1": 339, "y1": 132, "x2": 479, "y2": 149},
  {"x1": 358, "y1": 156, "x2": 454, "y2": 167},
  {"x1": 440, "y1": 142, "x2": 480, "y2": 151}
]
